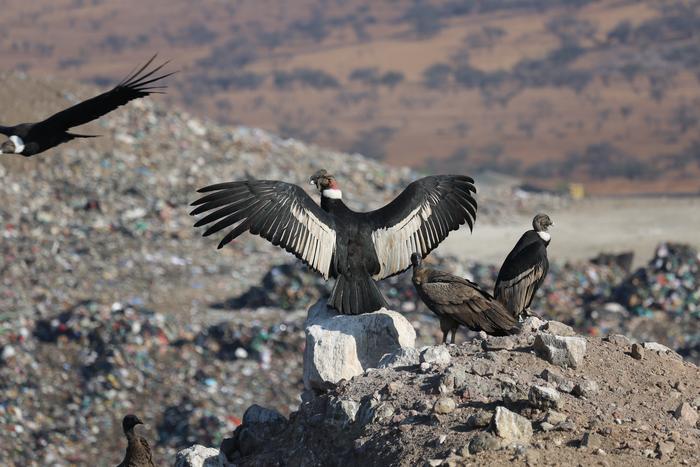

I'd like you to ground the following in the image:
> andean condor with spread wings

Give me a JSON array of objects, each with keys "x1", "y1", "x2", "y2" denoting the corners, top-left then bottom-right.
[
  {"x1": 494, "y1": 213, "x2": 553, "y2": 320},
  {"x1": 0, "y1": 55, "x2": 174, "y2": 157},
  {"x1": 191, "y1": 169, "x2": 478, "y2": 315}
]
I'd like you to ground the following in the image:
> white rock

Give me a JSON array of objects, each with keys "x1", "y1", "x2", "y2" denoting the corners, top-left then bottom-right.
[
  {"x1": 642, "y1": 342, "x2": 673, "y2": 352},
  {"x1": 303, "y1": 300, "x2": 416, "y2": 390},
  {"x1": 420, "y1": 346, "x2": 451, "y2": 366},
  {"x1": 174, "y1": 445, "x2": 225, "y2": 467},
  {"x1": 492, "y1": 407, "x2": 533, "y2": 444},
  {"x1": 543, "y1": 321, "x2": 576, "y2": 337},
  {"x1": 529, "y1": 385, "x2": 561, "y2": 409},
  {"x1": 674, "y1": 402, "x2": 698, "y2": 427},
  {"x1": 378, "y1": 347, "x2": 420, "y2": 368},
  {"x1": 519, "y1": 316, "x2": 546, "y2": 334},
  {"x1": 534, "y1": 334, "x2": 587, "y2": 368},
  {"x1": 642, "y1": 342, "x2": 682, "y2": 359}
]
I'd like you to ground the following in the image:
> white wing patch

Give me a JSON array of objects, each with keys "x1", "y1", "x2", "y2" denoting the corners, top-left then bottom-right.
[
  {"x1": 290, "y1": 201, "x2": 336, "y2": 279},
  {"x1": 371, "y1": 201, "x2": 433, "y2": 279},
  {"x1": 10, "y1": 135, "x2": 26, "y2": 154}
]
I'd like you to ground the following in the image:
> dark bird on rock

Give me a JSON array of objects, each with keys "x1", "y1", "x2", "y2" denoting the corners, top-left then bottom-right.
[
  {"x1": 191, "y1": 170, "x2": 477, "y2": 315},
  {"x1": 494, "y1": 213, "x2": 553, "y2": 320},
  {"x1": 0, "y1": 55, "x2": 174, "y2": 157},
  {"x1": 410, "y1": 253, "x2": 519, "y2": 343},
  {"x1": 117, "y1": 414, "x2": 154, "y2": 467}
]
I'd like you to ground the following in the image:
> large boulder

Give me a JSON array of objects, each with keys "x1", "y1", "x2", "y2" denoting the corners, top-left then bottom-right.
[{"x1": 303, "y1": 300, "x2": 416, "y2": 390}]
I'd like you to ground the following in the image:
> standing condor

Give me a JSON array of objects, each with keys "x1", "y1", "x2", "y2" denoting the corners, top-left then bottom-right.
[
  {"x1": 494, "y1": 213, "x2": 553, "y2": 320},
  {"x1": 411, "y1": 254, "x2": 519, "y2": 343},
  {"x1": 117, "y1": 414, "x2": 155, "y2": 467},
  {"x1": 191, "y1": 169, "x2": 477, "y2": 315},
  {"x1": 0, "y1": 55, "x2": 174, "y2": 157}
]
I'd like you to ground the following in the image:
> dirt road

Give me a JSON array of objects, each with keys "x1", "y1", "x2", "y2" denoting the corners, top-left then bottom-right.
[{"x1": 443, "y1": 196, "x2": 700, "y2": 267}]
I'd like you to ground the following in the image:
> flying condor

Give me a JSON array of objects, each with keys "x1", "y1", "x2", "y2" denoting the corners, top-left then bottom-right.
[
  {"x1": 411, "y1": 253, "x2": 519, "y2": 344},
  {"x1": 0, "y1": 55, "x2": 174, "y2": 157},
  {"x1": 191, "y1": 170, "x2": 477, "y2": 316},
  {"x1": 117, "y1": 414, "x2": 155, "y2": 467},
  {"x1": 494, "y1": 213, "x2": 552, "y2": 320}
]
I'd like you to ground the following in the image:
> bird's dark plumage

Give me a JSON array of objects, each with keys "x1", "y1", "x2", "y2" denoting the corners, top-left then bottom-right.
[
  {"x1": 494, "y1": 213, "x2": 552, "y2": 319},
  {"x1": 117, "y1": 414, "x2": 154, "y2": 467},
  {"x1": 0, "y1": 55, "x2": 174, "y2": 157},
  {"x1": 191, "y1": 170, "x2": 477, "y2": 315},
  {"x1": 410, "y1": 253, "x2": 519, "y2": 343}
]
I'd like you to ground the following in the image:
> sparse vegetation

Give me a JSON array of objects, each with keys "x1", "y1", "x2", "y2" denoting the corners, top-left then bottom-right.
[
  {"x1": 273, "y1": 68, "x2": 339, "y2": 90},
  {"x1": 402, "y1": 1, "x2": 443, "y2": 38},
  {"x1": 348, "y1": 126, "x2": 396, "y2": 160},
  {"x1": 423, "y1": 63, "x2": 452, "y2": 89}
]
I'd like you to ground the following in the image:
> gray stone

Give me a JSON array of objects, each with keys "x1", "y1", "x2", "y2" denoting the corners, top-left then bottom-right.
[
  {"x1": 573, "y1": 379, "x2": 599, "y2": 398},
  {"x1": 326, "y1": 398, "x2": 360, "y2": 427},
  {"x1": 469, "y1": 432, "x2": 502, "y2": 454},
  {"x1": 482, "y1": 336, "x2": 516, "y2": 351},
  {"x1": 491, "y1": 406, "x2": 533, "y2": 444},
  {"x1": 631, "y1": 343, "x2": 644, "y2": 360},
  {"x1": 243, "y1": 404, "x2": 286, "y2": 426},
  {"x1": 433, "y1": 398, "x2": 456, "y2": 415},
  {"x1": 558, "y1": 380, "x2": 575, "y2": 393},
  {"x1": 540, "y1": 369, "x2": 571, "y2": 390},
  {"x1": 446, "y1": 365, "x2": 469, "y2": 390},
  {"x1": 303, "y1": 300, "x2": 416, "y2": 390},
  {"x1": 534, "y1": 334, "x2": 587, "y2": 368},
  {"x1": 378, "y1": 347, "x2": 420, "y2": 368},
  {"x1": 656, "y1": 441, "x2": 675, "y2": 458},
  {"x1": 468, "y1": 358, "x2": 495, "y2": 376},
  {"x1": 438, "y1": 373, "x2": 455, "y2": 395},
  {"x1": 545, "y1": 410, "x2": 567, "y2": 425},
  {"x1": 580, "y1": 432, "x2": 602, "y2": 450},
  {"x1": 674, "y1": 402, "x2": 698, "y2": 427},
  {"x1": 466, "y1": 410, "x2": 492, "y2": 428},
  {"x1": 605, "y1": 334, "x2": 631, "y2": 347},
  {"x1": 529, "y1": 385, "x2": 561, "y2": 409},
  {"x1": 539, "y1": 421, "x2": 555, "y2": 432},
  {"x1": 519, "y1": 316, "x2": 546, "y2": 334},
  {"x1": 543, "y1": 321, "x2": 576, "y2": 336},
  {"x1": 175, "y1": 445, "x2": 224, "y2": 467},
  {"x1": 421, "y1": 346, "x2": 451, "y2": 366}
]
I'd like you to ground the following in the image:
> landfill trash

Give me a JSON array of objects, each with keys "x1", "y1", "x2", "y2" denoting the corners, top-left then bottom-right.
[{"x1": 1, "y1": 72, "x2": 695, "y2": 464}]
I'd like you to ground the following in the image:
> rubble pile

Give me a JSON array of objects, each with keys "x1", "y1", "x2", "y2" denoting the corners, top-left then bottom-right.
[{"x1": 188, "y1": 320, "x2": 700, "y2": 466}]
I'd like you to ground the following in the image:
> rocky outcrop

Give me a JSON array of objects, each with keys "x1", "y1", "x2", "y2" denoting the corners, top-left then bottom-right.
[
  {"x1": 303, "y1": 300, "x2": 416, "y2": 390},
  {"x1": 184, "y1": 318, "x2": 700, "y2": 467}
]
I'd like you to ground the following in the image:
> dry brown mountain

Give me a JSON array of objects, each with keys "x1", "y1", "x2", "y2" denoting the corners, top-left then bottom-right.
[{"x1": 2, "y1": 0, "x2": 700, "y2": 194}]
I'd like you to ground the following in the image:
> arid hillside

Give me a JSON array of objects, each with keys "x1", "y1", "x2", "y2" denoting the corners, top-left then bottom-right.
[{"x1": 2, "y1": 0, "x2": 700, "y2": 193}]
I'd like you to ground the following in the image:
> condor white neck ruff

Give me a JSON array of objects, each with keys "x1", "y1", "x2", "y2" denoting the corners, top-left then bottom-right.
[
  {"x1": 538, "y1": 231, "x2": 551, "y2": 242},
  {"x1": 322, "y1": 188, "x2": 342, "y2": 199},
  {"x1": 10, "y1": 135, "x2": 25, "y2": 154}
]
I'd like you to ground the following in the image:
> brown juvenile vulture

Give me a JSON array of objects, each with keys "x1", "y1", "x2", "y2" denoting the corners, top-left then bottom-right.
[
  {"x1": 411, "y1": 253, "x2": 519, "y2": 344},
  {"x1": 117, "y1": 414, "x2": 154, "y2": 467}
]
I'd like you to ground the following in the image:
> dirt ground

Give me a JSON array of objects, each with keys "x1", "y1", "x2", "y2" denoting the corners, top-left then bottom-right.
[{"x1": 443, "y1": 196, "x2": 700, "y2": 268}]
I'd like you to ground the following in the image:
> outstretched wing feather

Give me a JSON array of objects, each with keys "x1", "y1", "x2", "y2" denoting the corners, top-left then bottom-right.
[
  {"x1": 191, "y1": 180, "x2": 337, "y2": 279},
  {"x1": 368, "y1": 175, "x2": 477, "y2": 279}
]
